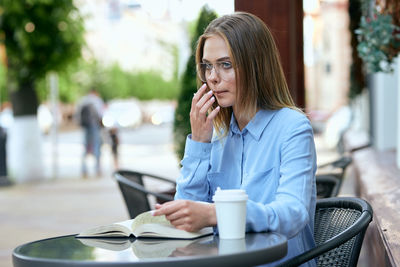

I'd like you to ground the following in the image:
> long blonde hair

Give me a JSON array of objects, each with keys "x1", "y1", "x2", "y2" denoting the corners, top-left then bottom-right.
[{"x1": 195, "y1": 12, "x2": 298, "y2": 135}]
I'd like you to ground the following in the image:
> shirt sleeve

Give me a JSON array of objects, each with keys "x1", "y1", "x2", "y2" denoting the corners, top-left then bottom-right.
[
  {"x1": 246, "y1": 117, "x2": 316, "y2": 238},
  {"x1": 174, "y1": 134, "x2": 213, "y2": 201}
]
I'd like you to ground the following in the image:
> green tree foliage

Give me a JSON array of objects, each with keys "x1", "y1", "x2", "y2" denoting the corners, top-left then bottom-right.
[
  {"x1": 173, "y1": 6, "x2": 217, "y2": 161},
  {"x1": 100, "y1": 64, "x2": 179, "y2": 101},
  {"x1": 355, "y1": 1, "x2": 400, "y2": 74},
  {"x1": 0, "y1": 0, "x2": 85, "y2": 115},
  {"x1": 35, "y1": 58, "x2": 91, "y2": 103},
  {"x1": 36, "y1": 59, "x2": 179, "y2": 104},
  {"x1": 0, "y1": 62, "x2": 7, "y2": 103}
]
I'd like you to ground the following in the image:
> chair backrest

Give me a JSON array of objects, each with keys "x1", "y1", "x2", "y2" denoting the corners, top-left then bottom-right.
[
  {"x1": 316, "y1": 156, "x2": 352, "y2": 197},
  {"x1": 330, "y1": 156, "x2": 352, "y2": 172},
  {"x1": 116, "y1": 169, "x2": 145, "y2": 185},
  {"x1": 318, "y1": 156, "x2": 353, "y2": 180},
  {"x1": 277, "y1": 197, "x2": 373, "y2": 267},
  {"x1": 115, "y1": 172, "x2": 151, "y2": 218},
  {"x1": 316, "y1": 174, "x2": 341, "y2": 198},
  {"x1": 314, "y1": 197, "x2": 372, "y2": 266},
  {"x1": 114, "y1": 170, "x2": 175, "y2": 219}
]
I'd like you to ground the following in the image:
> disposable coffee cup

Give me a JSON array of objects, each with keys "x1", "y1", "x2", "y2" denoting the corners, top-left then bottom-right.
[
  {"x1": 218, "y1": 238, "x2": 246, "y2": 254},
  {"x1": 212, "y1": 188, "x2": 248, "y2": 239}
]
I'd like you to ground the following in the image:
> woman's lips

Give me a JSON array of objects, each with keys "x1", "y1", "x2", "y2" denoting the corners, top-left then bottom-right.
[{"x1": 213, "y1": 90, "x2": 228, "y2": 97}]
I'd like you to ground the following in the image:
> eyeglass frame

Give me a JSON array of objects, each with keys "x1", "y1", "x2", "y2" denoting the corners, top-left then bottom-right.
[{"x1": 197, "y1": 61, "x2": 235, "y2": 82}]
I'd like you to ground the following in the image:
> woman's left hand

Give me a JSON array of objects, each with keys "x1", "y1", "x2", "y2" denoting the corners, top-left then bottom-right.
[{"x1": 153, "y1": 200, "x2": 217, "y2": 232}]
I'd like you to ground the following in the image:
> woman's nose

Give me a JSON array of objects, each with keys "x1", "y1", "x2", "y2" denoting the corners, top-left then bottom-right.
[{"x1": 207, "y1": 67, "x2": 220, "y2": 83}]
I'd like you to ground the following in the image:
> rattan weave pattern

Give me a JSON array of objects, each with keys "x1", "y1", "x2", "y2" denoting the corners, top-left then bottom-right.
[{"x1": 315, "y1": 207, "x2": 361, "y2": 266}]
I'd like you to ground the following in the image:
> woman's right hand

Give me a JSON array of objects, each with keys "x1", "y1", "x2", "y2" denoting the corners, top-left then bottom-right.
[
  {"x1": 190, "y1": 84, "x2": 220, "y2": 143},
  {"x1": 153, "y1": 200, "x2": 217, "y2": 233}
]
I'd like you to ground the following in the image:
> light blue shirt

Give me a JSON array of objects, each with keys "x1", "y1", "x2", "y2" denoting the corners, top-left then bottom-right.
[{"x1": 175, "y1": 108, "x2": 317, "y2": 266}]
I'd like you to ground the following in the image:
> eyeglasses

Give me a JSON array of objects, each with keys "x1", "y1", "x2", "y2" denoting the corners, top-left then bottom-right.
[{"x1": 197, "y1": 61, "x2": 235, "y2": 82}]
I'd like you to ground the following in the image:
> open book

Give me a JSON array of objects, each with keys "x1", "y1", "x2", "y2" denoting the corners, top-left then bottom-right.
[{"x1": 76, "y1": 211, "x2": 213, "y2": 239}]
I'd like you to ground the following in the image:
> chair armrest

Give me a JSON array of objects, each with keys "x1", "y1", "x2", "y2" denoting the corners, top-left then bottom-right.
[
  {"x1": 115, "y1": 173, "x2": 174, "y2": 202},
  {"x1": 115, "y1": 169, "x2": 176, "y2": 185},
  {"x1": 349, "y1": 143, "x2": 371, "y2": 153},
  {"x1": 318, "y1": 156, "x2": 352, "y2": 170}
]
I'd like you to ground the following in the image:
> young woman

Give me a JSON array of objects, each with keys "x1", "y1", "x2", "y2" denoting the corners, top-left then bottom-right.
[{"x1": 154, "y1": 12, "x2": 317, "y2": 265}]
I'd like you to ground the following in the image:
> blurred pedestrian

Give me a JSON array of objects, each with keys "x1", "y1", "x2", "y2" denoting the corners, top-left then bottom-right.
[
  {"x1": 109, "y1": 127, "x2": 119, "y2": 170},
  {"x1": 0, "y1": 126, "x2": 7, "y2": 178},
  {"x1": 76, "y1": 88, "x2": 104, "y2": 178}
]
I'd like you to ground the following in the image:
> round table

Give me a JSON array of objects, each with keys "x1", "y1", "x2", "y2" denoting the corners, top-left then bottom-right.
[{"x1": 13, "y1": 232, "x2": 287, "y2": 267}]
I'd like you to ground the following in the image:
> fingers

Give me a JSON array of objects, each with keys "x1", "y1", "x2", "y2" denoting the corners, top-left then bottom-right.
[
  {"x1": 206, "y1": 106, "x2": 220, "y2": 121},
  {"x1": 191, "y1": 84, "x2": 208, "y2": 109},
  {"x1": 165, "y1": 207, "x2": 189, "y2": 222},
  {"x1": 169, "y1": 216, "x2": 192, "y2": 228},
  {"x1": 196, "y1": 90, "x2": 213, "y2": 111},
  {"x1": 190, "y1": 83, "x2": 220, "y2": 143},
  {"x1": 194, "y1": 83, "x2": 207, "y2": 98},
  {"x1": 153, "y1": 201, "x2": 192, "y2": 227},
  {"x1": 193, "y1": 92, "x2": 214, "y2": 120},
  {"x1": 191, "y1": 84, "x2": 219, "y2": 120},
  {"x1": 153, "y1": 200, "x2": 183, "y2": 217},
  {"x1": 154, "y1": 201, "x2": 214, "y2": 232},
  {"x1": 199, "y1": 94, "x2": 215, "y2": 115}
]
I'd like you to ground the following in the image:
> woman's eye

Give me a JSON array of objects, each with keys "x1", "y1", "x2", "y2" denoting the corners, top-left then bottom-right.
[{"x1": 221, "y1": 62, "x2": 232, "y2": 69}]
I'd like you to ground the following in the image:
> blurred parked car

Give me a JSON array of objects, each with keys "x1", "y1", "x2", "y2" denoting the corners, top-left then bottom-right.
[
  {"x1": 102, "y1": 99, "x2": 142, "y2": 129},
  {"x1": 150, "y1": 105, "x2": 175, "y2": 125},
  {"x1": 140, "y1": 100, "x2": 175, "y2": 126}
]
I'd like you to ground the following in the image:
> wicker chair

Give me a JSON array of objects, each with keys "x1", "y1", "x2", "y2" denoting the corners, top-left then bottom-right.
[
  {"x1": 316, "y1": 174, "x2": 341, "y2": 198},
  {"x1": 114, "y1": 170, "x2": 176, "y2": 219},
  {"x1": 277, "y1": 197, "x2": 373, "y2": 267},
  {"x1": 318, "y1": 156, "x2": 352, "y2": 180},
  {"x1": 316, "y1": 156, "x2": 353, "y2": 199}
]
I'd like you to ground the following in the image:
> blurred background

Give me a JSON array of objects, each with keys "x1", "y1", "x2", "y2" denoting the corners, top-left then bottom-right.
[{"x1": 0, "y1": 0, "x2": 399, "y2": 266}]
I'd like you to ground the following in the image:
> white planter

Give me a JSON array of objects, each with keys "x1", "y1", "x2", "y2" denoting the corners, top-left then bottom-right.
[
  {"x1": 371, "y1": 61, "x2": 398, "y2": 151},
  {"x1": 398, "y1": 57, "x2": 400, "y2": 169},
  {"x1": 350, "y1": 89, "x2": 370, "y2": 133},
  {"x1": 7, "y1": 115, "x2": 44, "y2": 183}
]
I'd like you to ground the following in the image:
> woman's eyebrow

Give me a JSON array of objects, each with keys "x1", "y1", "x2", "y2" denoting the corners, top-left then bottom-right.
[
  {"x1": 217, "y1": 57, "x2": 231, "y2": 62},
  {"x1": 202, "y1": 57, "x2": 231, "y2": 63}
]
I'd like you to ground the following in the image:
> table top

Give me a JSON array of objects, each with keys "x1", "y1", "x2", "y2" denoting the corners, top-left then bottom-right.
[{"x1": 13, "y1": 232, "x2": 287, "y2": 267}]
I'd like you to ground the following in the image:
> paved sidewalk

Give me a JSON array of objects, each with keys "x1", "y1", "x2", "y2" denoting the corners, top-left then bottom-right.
[
  {"x1": 0, "y1": 178, "x2": 128, "y2": 267},
  {"x1": 0, "y1": 129, "x2": 345, "y2": 267},
  {"x1": 0, "y1": 123, "x2": 181, "y2": 267}
]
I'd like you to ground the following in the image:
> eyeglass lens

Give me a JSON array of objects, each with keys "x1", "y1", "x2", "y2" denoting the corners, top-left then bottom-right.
[{"x1": 198, "y1": 62, "x2": 233, "y2": 82}]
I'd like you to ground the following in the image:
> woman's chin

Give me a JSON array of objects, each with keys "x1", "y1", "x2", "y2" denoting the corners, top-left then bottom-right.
[{"x1": 215, "y1": 97, "x2": 234, "y2": 108}]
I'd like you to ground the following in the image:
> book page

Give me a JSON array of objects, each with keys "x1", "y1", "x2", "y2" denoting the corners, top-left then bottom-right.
[
  {"x1": 133, "y1": 223, "x2": 213, "y2": 239},
  {"x1": 131, "y1": 210, "x2": 213, "y2": 239},
  {"x1": 130, "y1": 211, "x2": 172, "y2": 231},
  {"x1": 77, "y1": 219, "x2": 133, "y2": 237},
  {"x1": 77, "y1": 211, "x2": 213, "y2": 239}
]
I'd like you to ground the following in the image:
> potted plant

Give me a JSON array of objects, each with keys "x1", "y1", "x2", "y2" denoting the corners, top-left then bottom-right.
[{"x1": 355, "y1": 1, "x2": 400, "y2": 73}]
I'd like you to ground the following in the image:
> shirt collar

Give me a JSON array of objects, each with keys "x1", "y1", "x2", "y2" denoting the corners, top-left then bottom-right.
[{"x1": 229, "y1": 109, "x2": 278, "y2": 141}]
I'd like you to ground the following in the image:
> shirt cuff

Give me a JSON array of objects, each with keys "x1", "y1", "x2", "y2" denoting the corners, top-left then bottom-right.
[{"x1": 185, "y1": 134, "x2": 212, "y2": 159}]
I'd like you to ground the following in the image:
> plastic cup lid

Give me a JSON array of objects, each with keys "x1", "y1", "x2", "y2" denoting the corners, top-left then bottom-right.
[{"x1": 212, "y1": 187, "x2": 248, "y2": 202}]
